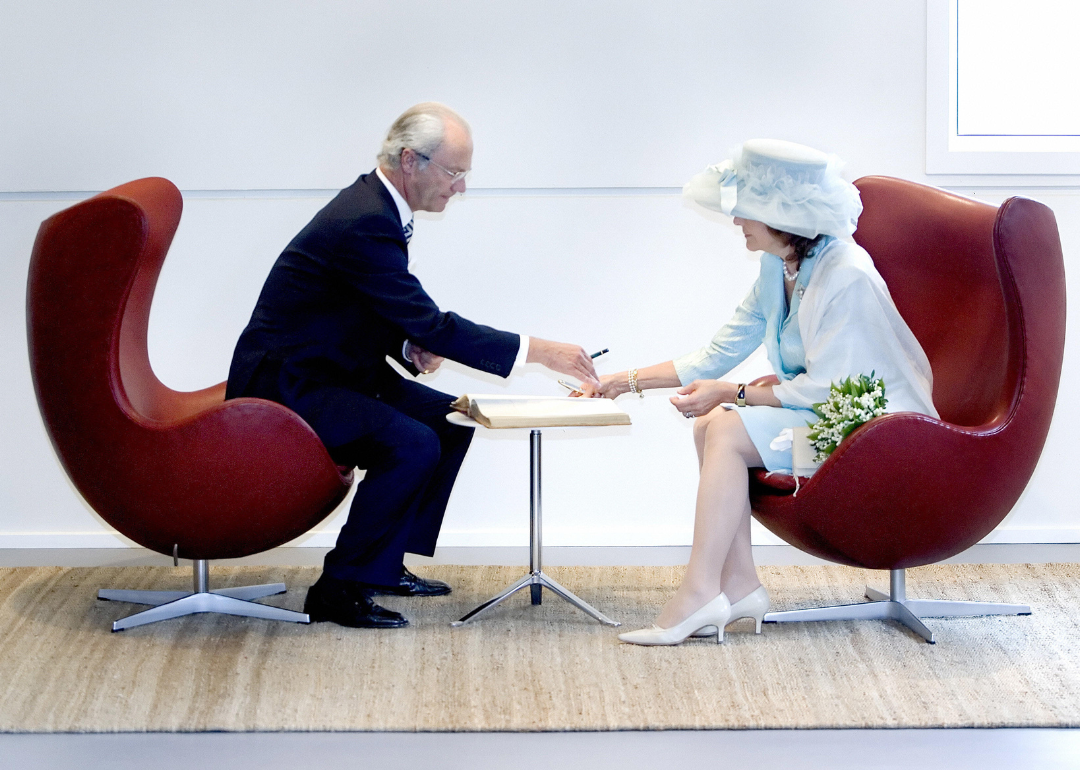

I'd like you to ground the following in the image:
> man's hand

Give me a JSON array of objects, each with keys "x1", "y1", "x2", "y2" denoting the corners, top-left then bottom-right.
[
  {"x1": 405, "y1": 341, "x2": 445, "y2": 375},
  {"x1": 527, "y1": 338, "x2": 599, "y2": 386}
]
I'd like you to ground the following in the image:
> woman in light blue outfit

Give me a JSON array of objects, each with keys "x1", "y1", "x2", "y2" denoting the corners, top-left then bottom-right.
[{"x1": 582, "y1": 140, "x2": 937, "y2": 646}]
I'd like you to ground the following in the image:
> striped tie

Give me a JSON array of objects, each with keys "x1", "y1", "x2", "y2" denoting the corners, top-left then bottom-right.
[{"x1": 402, "y1": 218, "x2": 414, "y2": 244}]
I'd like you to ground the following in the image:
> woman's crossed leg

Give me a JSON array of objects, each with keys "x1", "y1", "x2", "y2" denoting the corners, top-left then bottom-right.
[{"x1": 656, "y1": 407, "x2": 764, "y2": 628}]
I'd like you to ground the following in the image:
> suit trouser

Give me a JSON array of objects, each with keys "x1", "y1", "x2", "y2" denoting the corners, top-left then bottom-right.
[
  {"x1": 318, "y1": 377, "x2": 474, "y2": 586},
  {"x1": 240, "y1": 361, "x2": 473, "y2": 587}
]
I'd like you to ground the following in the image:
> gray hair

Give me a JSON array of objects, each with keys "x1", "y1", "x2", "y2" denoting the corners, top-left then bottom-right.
[{"x1": 377, "y1": 102, "x2": 471, "y2": 170}]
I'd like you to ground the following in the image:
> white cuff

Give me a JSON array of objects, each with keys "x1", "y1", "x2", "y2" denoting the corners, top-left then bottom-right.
[
  {"x1": 402, "y1": 340, "x2": 412, "y2": 365},
  {"x1": 511, "y1": 335, "x2": 530, "y2": 372}
]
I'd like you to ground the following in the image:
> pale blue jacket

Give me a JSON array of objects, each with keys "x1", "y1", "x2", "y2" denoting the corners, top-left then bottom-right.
[
  {"x1": 673, "y1": 238, "x2": 827, "y2": 388},
  {"x1": 672, "y1": 237, "x2": 937, "y2": 418}
]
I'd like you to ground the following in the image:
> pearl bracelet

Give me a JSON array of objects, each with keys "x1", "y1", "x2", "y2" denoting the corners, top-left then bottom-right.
[{"x1": 628, "y1": 368, "x2": 644, "y2": 398}]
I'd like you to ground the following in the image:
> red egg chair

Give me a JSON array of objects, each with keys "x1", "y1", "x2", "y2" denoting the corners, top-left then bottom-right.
[
  {"x1": 27, "y1": 177, "x2": 353, "y2": 631},
  {"x1": 749, "y1": 176, "x2": 1065, "y2": 643}
]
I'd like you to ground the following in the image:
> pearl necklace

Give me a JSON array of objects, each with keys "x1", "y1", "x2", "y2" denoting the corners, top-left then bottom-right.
[{"x1": 783, "y1": 260, "x2": 799, "y2": 282}]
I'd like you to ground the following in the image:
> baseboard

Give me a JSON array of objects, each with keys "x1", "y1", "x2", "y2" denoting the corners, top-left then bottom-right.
[
  {"x1": 1, "y1": 526, "x2": 1078, "y2": 551},
  {"x1": 1, "y1": 543, "x2": 1078, "y2": 568}
]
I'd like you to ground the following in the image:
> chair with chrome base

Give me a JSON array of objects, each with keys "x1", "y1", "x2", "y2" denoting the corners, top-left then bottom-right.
[
  {"x1": 749, "y1": 176, "x2": 1065, "y2": 643},
  {"x1": 27, "y1": 177, "x2": 353, "y2": 632}
]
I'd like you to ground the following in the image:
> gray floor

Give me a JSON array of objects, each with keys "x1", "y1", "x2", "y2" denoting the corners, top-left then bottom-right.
[
  {"x1": 3, "y1": 545, "x2": 1078, "y2": 769},
  {"x1": 4, "y1": 729, "x2": 1080, "y2": 770}
]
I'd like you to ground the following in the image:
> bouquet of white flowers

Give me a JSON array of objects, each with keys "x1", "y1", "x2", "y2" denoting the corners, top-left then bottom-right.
[{"x1": 805, "y1": 373, "x2": 888, "y2": 464}]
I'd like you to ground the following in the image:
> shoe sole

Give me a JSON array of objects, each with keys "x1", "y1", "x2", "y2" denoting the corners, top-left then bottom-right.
[
  {"x1": 368, "y1": 587, "x2": 452, "y2": 597},
  {"x1": 303, "y1": 597, "x2": 410, "y2": 629},
  {"x1": 304, "y1": 610, "x2": 409, "y2": 629}
]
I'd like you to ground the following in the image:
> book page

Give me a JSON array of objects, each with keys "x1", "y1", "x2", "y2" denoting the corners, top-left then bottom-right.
[{"x1": 451, "y1": 394, "x2": 631, "y2": 429}]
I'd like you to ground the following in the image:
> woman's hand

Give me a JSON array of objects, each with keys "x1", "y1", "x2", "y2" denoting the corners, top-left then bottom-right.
[
  {"x1": 669, "y1": 379, "x2": 736, "y2": 418},
  {"x1": 579, "y1": 373, "x2": 629, "y2": 399}
]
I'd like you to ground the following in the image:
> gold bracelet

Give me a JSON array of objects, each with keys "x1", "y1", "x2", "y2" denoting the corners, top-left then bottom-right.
[{"x1": 628, "y1": 369, "x2": 644, "y2": 398}]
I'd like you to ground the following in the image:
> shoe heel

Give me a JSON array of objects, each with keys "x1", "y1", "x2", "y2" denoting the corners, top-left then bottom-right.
[{"x1": 727, "y1": 586, "x2": 769, "y2": 636}]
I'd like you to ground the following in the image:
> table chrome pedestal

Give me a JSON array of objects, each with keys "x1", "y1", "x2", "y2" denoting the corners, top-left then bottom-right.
[{"x1": 451, "y1": 427, "x2": 620, "y2": 627}]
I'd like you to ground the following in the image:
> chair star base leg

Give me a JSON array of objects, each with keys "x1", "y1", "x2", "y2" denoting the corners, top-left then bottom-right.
[
  {"x1": 98, "y1": 559, "x2": 306, "y2": 631},
  {"x1": 761, "y1": 568, "x2": 1032, "y2": 644},
  {"x1": 864, "y1": 586, "x2": 1031, "y2": 617},
  {"x1": 764, "y1": 599, "x2": 937, "y2": 643},
  {"x1": 98, "y1": 583, "x2": 286, "y2": 607},
  {"x1": 106, "y1": 592, "x2": 310, "y2": 631}
]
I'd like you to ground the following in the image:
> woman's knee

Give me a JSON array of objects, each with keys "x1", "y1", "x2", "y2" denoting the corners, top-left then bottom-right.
[
  {"x1": 699, "y1": 409, "x2": 753, "y2": 453},
  {"x1": 694, "y1": 408, "x2": 734, "y2": 440},
  {"x1": 692, "y1": 408, "x2": 724, "y2": 443}
]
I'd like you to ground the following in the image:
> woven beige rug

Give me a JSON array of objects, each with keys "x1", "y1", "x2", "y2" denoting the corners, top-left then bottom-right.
[{"x1": 1, "y1": 563, "x2": 1078, "y2": 732}]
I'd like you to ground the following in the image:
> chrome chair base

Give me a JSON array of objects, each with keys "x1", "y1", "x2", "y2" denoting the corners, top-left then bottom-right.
[
  {"x1": 762, "y1": 568, "x2": 1031, "y2": 643},
  {"x1": 98, "y1": 558, "x2": 309, "y2": 631}
]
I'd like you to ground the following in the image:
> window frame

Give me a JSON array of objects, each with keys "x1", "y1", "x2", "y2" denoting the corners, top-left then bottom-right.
[{"x1": 926, "y1": 0, "x2": 1080, "y2": 175}]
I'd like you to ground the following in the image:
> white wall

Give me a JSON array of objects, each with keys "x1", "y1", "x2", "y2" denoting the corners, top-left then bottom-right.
[
  {"x1": 1, "y1": 0, "x2": 1076, "y2": 550},
  {"x1": 1, "y1": 0, "x2": 929, "y2": 190}
]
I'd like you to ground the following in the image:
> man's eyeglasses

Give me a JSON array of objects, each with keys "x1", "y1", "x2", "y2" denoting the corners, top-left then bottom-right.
[{"x1": 414, "y1": 151, "x2": 470, "y2": 184}]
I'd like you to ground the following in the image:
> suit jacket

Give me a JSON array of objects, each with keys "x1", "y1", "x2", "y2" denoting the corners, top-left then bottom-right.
[{"x1": 226, "y1": 171, "x2": 520, "y2": 406}]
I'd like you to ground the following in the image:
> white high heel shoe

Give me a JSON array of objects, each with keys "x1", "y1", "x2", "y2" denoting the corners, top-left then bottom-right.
[
  {"x1": 617, "y1": 593, "x2": 731, "y2": 646},
  {"x1": 692, "y1": 585, "x2": 769, "y2": 637}
]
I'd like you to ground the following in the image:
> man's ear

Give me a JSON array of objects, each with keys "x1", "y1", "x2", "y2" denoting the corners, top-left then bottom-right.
[{"x1": 400, "y1": 149, "x2": 416, "y2": 174}]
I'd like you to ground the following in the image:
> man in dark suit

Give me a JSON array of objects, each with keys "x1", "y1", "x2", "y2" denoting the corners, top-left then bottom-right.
[{"x1": 226, "y1": 103, "x2": 598, "y2": 629}]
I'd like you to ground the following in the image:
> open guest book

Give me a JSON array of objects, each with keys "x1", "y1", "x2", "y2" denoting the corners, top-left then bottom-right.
[{"x1": 450, "y1": 394, "x2": 632, "y2": 429}]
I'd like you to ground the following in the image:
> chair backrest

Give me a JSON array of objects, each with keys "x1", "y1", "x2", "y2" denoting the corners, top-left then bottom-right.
[
  {"x1": 853, "y1": 177, "x2": 1064, "y2": 432},
  {"x1": 28, "y1": 179, "x2": 217, "y2": 432},
  {"x1": 27, "y1": 179, "x2": 220, "y2": 492},
  {"x1": 27, "y1": 178, "x2": 350, "y2": 559},
  {"x1": 751, "y1": 178, "x2": 1065, "y2": 569},
  {"x1": 852, "y1": 178, "x2": 1005, "y2": 427}
]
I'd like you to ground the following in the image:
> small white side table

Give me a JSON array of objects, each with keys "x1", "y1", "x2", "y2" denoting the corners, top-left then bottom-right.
[{"x1": 447, "y1": 412, "x2": 620, "y2": 627}]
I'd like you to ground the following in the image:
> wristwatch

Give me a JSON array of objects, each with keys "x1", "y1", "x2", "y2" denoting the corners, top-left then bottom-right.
[{"x1": 736, "y1": 383, "x2": 747, "y2": 407}]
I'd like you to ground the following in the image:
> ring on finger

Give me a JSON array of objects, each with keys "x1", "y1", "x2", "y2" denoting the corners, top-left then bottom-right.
[{"x1": 684, "y1": 411, "x2": 694, "y2": 419}]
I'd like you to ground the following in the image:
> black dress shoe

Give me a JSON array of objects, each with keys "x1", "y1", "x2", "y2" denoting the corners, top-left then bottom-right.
[
  {"x1": 368, "y1": 567, "x2": 452, "y2": 597},
  {"x1": 304, "y1": 578, "x2": 408, "y2": 629}
]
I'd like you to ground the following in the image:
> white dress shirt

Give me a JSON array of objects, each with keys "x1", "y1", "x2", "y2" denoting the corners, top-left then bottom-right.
[{"x1": 374, "y1": 167, "x2": 529, "y2": 372}]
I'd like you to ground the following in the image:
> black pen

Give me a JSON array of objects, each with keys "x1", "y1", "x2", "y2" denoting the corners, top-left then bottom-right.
[{"x1": 590, "y1": 348, "x2": 609, "y2": 359}]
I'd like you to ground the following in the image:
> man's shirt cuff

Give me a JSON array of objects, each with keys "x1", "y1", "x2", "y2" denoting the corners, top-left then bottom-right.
[
  {"x1": 404, "y1": 336, "x2": 528, "y2": 372},
  {"x1": 512, "y1": 335, "x2": 529, "y2": 372}
]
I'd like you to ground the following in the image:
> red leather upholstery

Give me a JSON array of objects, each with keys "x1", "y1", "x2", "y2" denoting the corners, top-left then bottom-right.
[
  {"x1": 27, "y1": 178, "x2": 352, "y2": 560},
  {"x1": 750, "y1": 177, "x2": 1065, "y2": 569}
]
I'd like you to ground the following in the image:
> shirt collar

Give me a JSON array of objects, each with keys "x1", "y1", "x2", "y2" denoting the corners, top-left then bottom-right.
[{"x1": 375, "y1": 167, "x2": 413, "y2": 228}]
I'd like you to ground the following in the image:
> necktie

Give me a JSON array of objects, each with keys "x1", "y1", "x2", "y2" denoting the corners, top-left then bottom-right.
[{"x1": 402, "y1": 218, "x2": 413, "y2": 244}]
